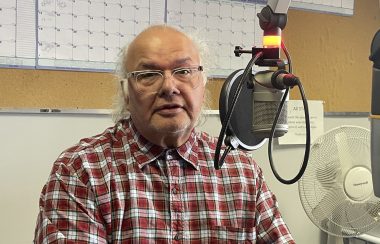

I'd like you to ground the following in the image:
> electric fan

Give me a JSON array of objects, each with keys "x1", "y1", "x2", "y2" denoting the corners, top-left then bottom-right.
[{"x1": 299, "y1": 126, "x2": 380, "y2": 239}]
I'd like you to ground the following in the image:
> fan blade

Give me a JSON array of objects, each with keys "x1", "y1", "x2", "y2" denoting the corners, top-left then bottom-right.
[
  {"x1": 315, "y1": 160, "x2": 340, "y2": 188},
  {"x1": 311, "y1": 187, "x2": 346, "y2": 226},
  {"x1": 341, "y1": 201, "x2": 380, "y2": 234},
  {"x1": 321, "y1": 200, "x2": 379, "y2": 237},
  {"x1": 335, "y1": 130, "x2": 354, "y2": 177}
]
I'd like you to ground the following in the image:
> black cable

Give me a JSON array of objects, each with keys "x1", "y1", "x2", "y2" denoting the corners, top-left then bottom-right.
[
  {"x1": 219, "y1": 146, "x2": 232, "y2": 167},
  {"x1": 266, "y1": 40, "x2": 310, "y2": 184},
  {"x1": 268, "y1": 80, "x2": 310, "y2": 185},
  {"x1": 214, "y1": 51, "x2": 264, "y2": 170}
]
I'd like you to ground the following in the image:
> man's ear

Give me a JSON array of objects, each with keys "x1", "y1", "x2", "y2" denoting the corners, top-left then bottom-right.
[
  {"x1": 125, "y1": 94, "x2": 130, "y2": 111},
  {"x1": 121, "y1": 81, "x2": 130, "y2": 111}
]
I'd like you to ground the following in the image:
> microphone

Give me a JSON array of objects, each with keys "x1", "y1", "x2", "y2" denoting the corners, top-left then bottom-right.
[
  {"x1": 215, "y1": 0, "x2": 310, "y2": 183},
  {"x1": 252, "y1": 70, "x2": 299, "y2": 139},
  {"x1": 219, "y1": 68, "x2": 300, "y2": 150},
  {"x1": 369, "y1": 29, "x2": 380, "y2": 197}
]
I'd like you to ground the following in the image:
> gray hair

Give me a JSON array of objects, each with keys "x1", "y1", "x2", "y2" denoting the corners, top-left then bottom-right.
[{"x1": 111, "y1": 25, "x2": 212, "y2": 124}]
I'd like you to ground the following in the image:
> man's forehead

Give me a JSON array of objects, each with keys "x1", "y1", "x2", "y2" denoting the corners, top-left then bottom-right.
[
  {"x1": 126, "y1": 28, "x2": 199, "y2": 70},
  {"x1": 138, "y1": 57, "x2": 195, "y2": 70},
  {"x1": 137, "y1": 29, "x2": 194, "y2": 50},
  {"x1": 130, "y1": 27, "x2": 190, "y2": 51}
]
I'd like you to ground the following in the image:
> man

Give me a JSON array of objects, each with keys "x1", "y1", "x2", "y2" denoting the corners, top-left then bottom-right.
[{"x1": 34, "y1": 25, "x2": 295, "y2": 243}]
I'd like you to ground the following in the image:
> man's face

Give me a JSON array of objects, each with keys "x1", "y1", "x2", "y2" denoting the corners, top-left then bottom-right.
[{"x1": 124, "y1": 28, "x2": 205, "y2": 147}]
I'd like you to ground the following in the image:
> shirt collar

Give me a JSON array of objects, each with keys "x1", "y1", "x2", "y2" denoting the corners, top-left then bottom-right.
[{"x1": 123, "y1": 118, "x2": 199, "y2": 170}]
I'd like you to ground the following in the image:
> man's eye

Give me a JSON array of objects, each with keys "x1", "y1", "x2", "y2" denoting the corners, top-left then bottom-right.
[
  {"x1": 137, "y1": 72, "x2": 161, "y2": 81},
  {"x1": 175, "y1": 69, "x2": 192, "y2": 76}
]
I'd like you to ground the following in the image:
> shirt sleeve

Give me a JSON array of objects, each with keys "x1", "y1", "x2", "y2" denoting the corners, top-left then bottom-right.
[
  {"x1": 254, "y1": 168, "x2": 296, "y2": 244},
  {"x1": 34, "y1": 157, "x2": 107, "y2": 244}
]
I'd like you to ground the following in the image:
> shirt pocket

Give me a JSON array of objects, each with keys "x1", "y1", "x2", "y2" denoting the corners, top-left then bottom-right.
[{"x1": 210, "y1": 225, "x2": 256, "y2": 243}]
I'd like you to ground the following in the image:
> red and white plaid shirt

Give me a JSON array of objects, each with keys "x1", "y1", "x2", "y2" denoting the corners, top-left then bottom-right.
[{"x1": 34, "y1": 118, "x2": 295, "y2": 244}]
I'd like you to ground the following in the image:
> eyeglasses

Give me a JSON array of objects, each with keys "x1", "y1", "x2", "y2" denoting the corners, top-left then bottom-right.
[{"x1": 123, "y1": 66, "x2": 203, "y2": 93}]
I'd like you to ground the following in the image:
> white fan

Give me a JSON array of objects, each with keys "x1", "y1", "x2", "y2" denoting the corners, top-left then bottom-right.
[{"x1": 299, "y1": 126, "x2": 380, "y2": 242}]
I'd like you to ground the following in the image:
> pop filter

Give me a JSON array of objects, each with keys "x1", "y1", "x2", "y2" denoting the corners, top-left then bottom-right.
[{"x1": 219, "y1": 69, "x2": 267, "y2": 150}]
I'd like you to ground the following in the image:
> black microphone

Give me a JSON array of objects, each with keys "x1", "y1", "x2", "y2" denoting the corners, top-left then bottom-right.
[
  {"x1": 369, "y1": 29, "x2": 380, "y2": 197},
  {"x1": 219, "y1": 68, "x2": 299, "y2": 150}
]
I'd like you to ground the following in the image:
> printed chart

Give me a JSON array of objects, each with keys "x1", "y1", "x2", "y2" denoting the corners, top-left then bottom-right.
[
  {"x1": 0, "y1": 0, "x2": 355, "y2": 75},
  {"x1": 0, "y1": 0, "x2": 36, "y2": 67},
  {"x1": 37, "y1": 0, "x2": 165, "y2": 70}
]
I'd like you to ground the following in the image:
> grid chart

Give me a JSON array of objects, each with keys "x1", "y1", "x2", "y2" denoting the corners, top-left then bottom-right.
[
  {"x1": 0, "y1": 0, "x2": 36, "y2": 67},
  {"x1": 37, "y1": 0, "x2": 165, "y2": 71},
  {"x1": 291, "y1": 0, "x2": 354, "y2": 16},
  {"x1": 167, "y1": 0, "x2": 269, "y2": 77},
  {"x1": 0, "y1": 0, "x2": 355, "y2": 75}
]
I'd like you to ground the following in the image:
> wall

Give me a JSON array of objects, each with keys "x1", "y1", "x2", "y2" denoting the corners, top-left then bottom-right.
[
  {"x1": 284, "y1": 0, "x2": 380, "y2": 112},
  {"x1": 0, "y1": 0, "x2": 379, "y2": 112}
]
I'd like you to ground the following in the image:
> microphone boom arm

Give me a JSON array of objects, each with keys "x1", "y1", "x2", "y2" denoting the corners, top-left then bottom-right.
[{"x1": 215, "y1": 0, "x2": 311, "y2": 185}]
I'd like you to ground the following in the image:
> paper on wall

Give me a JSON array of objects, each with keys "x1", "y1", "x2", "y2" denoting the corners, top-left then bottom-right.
[{"x1": 278, "y1": 100, "x2": 324, "y2": 145}]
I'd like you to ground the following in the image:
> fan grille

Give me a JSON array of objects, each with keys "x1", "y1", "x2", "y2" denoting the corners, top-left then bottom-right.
[{"x1": 299, "y1": 126, "x2": 380, "y2": 237}]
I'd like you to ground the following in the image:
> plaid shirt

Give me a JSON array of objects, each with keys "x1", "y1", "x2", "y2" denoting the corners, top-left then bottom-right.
[{"x1": 34, "y1": 118, "x2": 295, "y2": 244}]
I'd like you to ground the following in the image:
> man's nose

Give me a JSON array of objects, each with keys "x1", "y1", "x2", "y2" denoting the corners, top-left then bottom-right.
[{"x1": 158, "y1": 72, "x2": 180, "y2": 95}]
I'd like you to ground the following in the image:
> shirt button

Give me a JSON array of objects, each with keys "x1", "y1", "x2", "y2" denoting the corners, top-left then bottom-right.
[
  {"x1": 172, "y1": 187, "x2": 177, "y2": 194},
  {"x1": 174, "y1": 233, "x2": 183, "y2": 241}
]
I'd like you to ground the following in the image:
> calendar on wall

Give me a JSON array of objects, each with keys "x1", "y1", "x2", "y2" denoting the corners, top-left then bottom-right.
[
  {"x1": 167, "y1": 0, "x2": 266, "y2": 77},
  {"x1": 37, "y1": 0, "x2": 165, "y2": 71},
  {"x1": 0, "y1": 0, "x2": 36, "y2": 67},
  {"x1": 0, "y1": 0, "x2": 355, "y2": 76}
]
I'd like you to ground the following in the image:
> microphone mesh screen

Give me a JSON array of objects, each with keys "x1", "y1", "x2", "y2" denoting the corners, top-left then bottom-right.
[{"x1": 253, "y1": 101, "x2": 288, "y2": 135}]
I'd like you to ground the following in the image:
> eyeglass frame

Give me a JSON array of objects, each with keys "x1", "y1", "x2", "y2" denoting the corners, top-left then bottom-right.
[{"x1": 121, "y1": 65, "x2": 204, "y2": 92}]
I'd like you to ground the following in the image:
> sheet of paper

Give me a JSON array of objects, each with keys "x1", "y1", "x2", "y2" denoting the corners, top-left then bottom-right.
[
  {"x1": 36, "y1": 0, "x2": 165, "y2": 70},
  {"x1": 194, "y1": 1, "x2": 207, "y2": 15},
  {"x1": 279, "y1": 100, "x2": 324, "y2": 145},
  {"x1": 166, "y1": 0, "x2": 263, "y2": 77},
  {"x1": 0, "y1": 0, "x2": 35, "y2": 66},
  {"x1": 292, "y1": 0, "x2": 354, "y2": 15},
  {"x1": 0, "y1": 39, "x2": 16, "y2": 57},
  {"x1": 0, "y1": 0, "x2": 355, "y2": 70}
]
